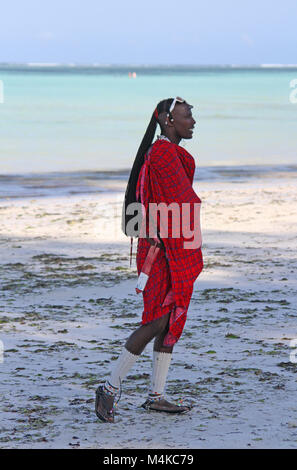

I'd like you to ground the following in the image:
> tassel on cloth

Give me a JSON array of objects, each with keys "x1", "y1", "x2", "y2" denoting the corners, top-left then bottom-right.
[{"x1": 130, "y1": 237, "x2": 133, "y2": 267}]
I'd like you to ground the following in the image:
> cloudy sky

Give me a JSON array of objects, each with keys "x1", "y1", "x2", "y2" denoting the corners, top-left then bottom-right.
[{"x1": 1, "y1": 0, "x2": 296, "y2": 64}]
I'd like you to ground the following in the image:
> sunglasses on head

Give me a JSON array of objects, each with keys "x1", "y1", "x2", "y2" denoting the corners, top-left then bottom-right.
[{"x1": 168, "y1": 97, "x2": 185, "y2": 115}]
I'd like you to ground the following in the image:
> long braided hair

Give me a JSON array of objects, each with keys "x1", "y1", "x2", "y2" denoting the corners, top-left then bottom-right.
[{"x1": 122, "y1": 98, "x2": 174, "y2": 236}]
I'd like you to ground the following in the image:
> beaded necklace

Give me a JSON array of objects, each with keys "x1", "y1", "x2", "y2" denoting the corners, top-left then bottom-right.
[
  {"x1": 157, "y1": 134, "x2": 186, "y2": 147},
  {"x1": 157, "y1": 134, "x2": 171, "y2": 143}
]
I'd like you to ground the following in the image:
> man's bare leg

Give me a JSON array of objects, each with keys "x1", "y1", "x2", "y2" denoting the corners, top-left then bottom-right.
[{"x1": 124, "y1": 311, "x2": 172, "y2": 355}]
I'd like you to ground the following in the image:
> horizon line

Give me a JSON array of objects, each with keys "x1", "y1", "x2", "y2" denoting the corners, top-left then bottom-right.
[{"x1": 1, "y1": 62, "x2": 297, "y2": 68}]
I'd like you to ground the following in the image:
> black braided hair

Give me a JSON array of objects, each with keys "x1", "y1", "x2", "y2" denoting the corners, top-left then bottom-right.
[{"x1": 122, "y1": 98, "x2": 174, "y2": 236}]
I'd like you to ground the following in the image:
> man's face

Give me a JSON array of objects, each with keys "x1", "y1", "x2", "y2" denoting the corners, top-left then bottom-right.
[{"x1": 171, "y1": 103, "x2": 196, "y2": 139}]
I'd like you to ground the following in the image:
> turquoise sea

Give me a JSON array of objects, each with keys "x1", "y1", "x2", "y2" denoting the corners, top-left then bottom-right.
[{"x1": 0, "y1": 64, "x2": 296, "y2": 197}]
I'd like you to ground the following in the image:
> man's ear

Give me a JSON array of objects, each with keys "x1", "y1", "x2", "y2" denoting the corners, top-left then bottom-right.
[
  {"x1": 159, "y1": 111, "x2": 174, "y2": 128},
  {"x1": 167, "y1": 114, "x2": 175, "y2": 126}
]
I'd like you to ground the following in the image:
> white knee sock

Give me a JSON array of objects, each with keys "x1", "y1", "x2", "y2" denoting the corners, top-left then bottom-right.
[
  {"x1": 148, "y1": 350, "x2": 172, "y2": 398},
  {"x1": 104, "y1": 347, "x2": 139, "y2": 395}
]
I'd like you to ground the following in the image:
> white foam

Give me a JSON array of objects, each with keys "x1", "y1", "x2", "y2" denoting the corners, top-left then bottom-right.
[{"x1": 26, "y1": 62, "x2": 60, "y2": 67}]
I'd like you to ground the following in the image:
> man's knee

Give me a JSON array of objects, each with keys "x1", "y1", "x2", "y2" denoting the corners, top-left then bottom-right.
[{"x1": 154, "y1": 313, "x2": 170, "y2": 333}]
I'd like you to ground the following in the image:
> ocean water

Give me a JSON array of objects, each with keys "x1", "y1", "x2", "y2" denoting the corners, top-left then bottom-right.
[{"x1": 0, "y1": 64, "x2": 296, "y2": 196}]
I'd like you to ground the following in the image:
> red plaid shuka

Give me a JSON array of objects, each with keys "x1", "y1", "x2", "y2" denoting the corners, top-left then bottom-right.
[{"x1": 135, "y1": 138, "x2": 203, "y2": 347}]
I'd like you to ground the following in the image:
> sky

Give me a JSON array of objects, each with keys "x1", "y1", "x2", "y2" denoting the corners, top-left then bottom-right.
[{"x1": 1, "y1": 0, "x2": 297, "y2": 65}]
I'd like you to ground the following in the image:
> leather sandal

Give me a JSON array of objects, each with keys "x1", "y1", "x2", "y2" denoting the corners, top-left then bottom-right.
[
  {"x1": 141, "y1": 396, "x2": 193, "y2": 414},
  {"x1": 95, "y1": 379, "x2": 122, "y2": 423},
  {"x1": 95, "y1": 385, "x2": 115, "y2": 423}
]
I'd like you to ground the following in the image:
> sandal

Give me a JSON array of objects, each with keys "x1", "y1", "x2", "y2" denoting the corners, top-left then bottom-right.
[
  {"x1": 141, "y1": 395, "x2": 193, "y2": 414},
  {"x1": 95, "y1": 379, "x2": 122, "y2": 423}
]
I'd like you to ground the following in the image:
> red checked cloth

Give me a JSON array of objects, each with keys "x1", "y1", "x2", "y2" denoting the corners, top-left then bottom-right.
[{"x1": 135, "y1": 139, "x2": 203, "y2": 347}]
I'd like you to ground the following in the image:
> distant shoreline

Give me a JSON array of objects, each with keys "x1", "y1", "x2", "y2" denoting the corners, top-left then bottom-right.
[
  {"x1": 0, "y1": 164, "x2": 296, "y2": 200},
  {"x1": 0, "y1": 163, "x2": 297, "y2": 179},
  {"x1": 1, "y1": 162, "x2": 297, "y2": 177},
  {"x1": 1, "y1": 63, "x2": 297, "y2": 74}
]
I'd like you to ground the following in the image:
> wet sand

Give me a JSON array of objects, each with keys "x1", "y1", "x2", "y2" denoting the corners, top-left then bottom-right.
[{"x1": 0, "y1": 177, "x2": 296, "y2": 448}]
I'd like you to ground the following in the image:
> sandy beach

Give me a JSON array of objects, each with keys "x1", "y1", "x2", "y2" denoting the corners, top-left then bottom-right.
[{"x1": 0, "y1": 175, "x2": 297, "y2": 449}]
